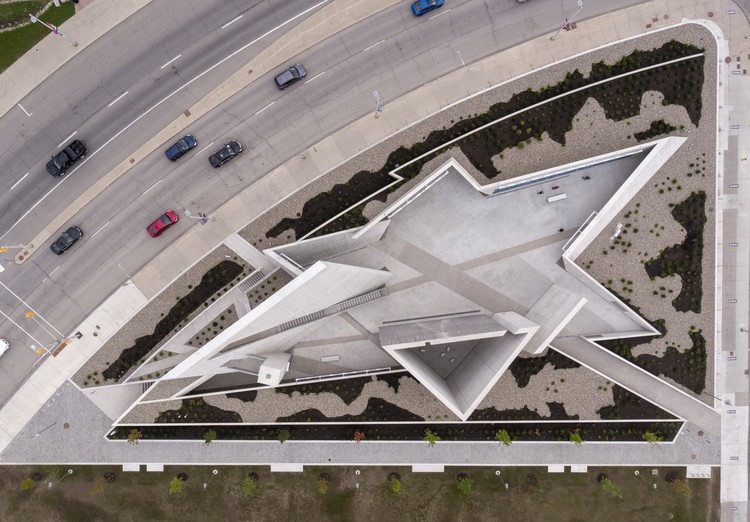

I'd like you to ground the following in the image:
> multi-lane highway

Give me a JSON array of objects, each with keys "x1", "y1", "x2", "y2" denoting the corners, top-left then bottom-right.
[{"x1": 0, "y1": 0, "x2": 646, "y2": 404}]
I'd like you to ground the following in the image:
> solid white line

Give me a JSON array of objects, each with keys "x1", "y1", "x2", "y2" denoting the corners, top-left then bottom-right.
[
  {"x1": 305, "y1": 71, "x2": 326, "y2": 84},
  {"x1": 160, "y1": 54, "x2": 182, "y2": 69},
  {"x1": 255, "y1": 101, "x2": 275, "y2": 115},
  {"x1": 107, "y1": 91, "x2": 129, "y2": 108},
  {"x1": 221, "y1": 14, "x2": 243, "y2": 29},
  {"x1": 363, "y1": 39, "x2": 385, "y2": 52},
  {"x1": 142, "y1": 179, "x2": 162, "y2": 195},
  {"x1": 49, "y1": 266, "x2": 60, "y2": 277},
  {"x1": 91, "y1": 221, "x2": 110, "y2": 238},
  {"x1": 57, "y1": 131, "x2": 76, "y2": 148},
  {"x1": 0, "y1": 0, "x2": 331, "y2": 244},
  {"x1": 196, "y1": 142, "x2": 215, "y2": 156},
  {"x1": 10, "y1": 172, "x2": 29, "y2": 190},
  {"x1": 0, "y1": 308, "x2": 45, "y2": 347},
  {"x1": 17, "y1": 103, "x2": 32, "y2": 117},
  {"x1": 0, "y1": 281, "x2": 63, "y2": 337},
  {"x1": 428, "y1": 8, "x2": 451, "y2": 20}
]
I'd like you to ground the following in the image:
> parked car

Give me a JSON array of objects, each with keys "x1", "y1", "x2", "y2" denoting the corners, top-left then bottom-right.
[
  {"x1": 50, "y1": 226, "x2": 83, "y2": 255},
  {"x1": 146, "y1": 210, "x2": 179, "y2": 237},
  {"x1": 208, "y1": 140, "x2": 243, "y2": 168},
  {"x1": 46, "y1": 139, "x2": 87, "y2": 177},
  {"x1": 411, "y1": 0, "x2": 443, "y2": 16},
  {"x1": 0, "y1": 339, "x2": 9, "y2": 358},
  {"x1": 274, "y1": 64, "x2": 306, "y2": 89},
  {"x1": 165, "y1": 135, "x2": 197, "y2": 161}
]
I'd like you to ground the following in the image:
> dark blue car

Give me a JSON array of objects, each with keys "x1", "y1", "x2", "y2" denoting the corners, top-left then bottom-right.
[
  {"x1": 411, "y1": 0, "x2": 443, "y2": 16},
  {"x1": 165, "y1": 135, "x2": 197, "y2": 161}
]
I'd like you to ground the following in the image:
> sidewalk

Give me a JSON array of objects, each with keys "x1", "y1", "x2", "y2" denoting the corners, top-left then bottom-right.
[{"x1": 0, "y1": 0, "x2": 747, "y2": 519}]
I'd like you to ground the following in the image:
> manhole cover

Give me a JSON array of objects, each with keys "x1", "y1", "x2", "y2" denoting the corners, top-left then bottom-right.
[
  {"x1": 691, "y1": 454, "x2": 697, "y2": 460},
  {"x1": 698, "y1": 430, "x2": 704, "y2": 436},
  {"x1": 63, "y1": 423, "x2": 70, "y2": 429},
  {"x1": 725, "y1": 57, "x2": 732, "y2": 63}
]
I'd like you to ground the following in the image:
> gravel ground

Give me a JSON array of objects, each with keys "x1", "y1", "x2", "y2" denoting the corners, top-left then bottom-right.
[{"x1": 119, "y1": 24, "x2": 717, "y2": 423}]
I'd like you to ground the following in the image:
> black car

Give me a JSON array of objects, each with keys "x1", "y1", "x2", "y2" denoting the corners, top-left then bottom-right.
[
  {"x1": 208, "y1": 140, "x2": 243, "y2": 168},
  {"x1": 274, "y1": 64, "x2": 306, "y2": 89},
  {"x1": 46, "y1": 140, "x2": 87, "y2": 177},
  {"x1": 50, "y1": 226, "x2": 83, "y2": 255},
  {"x1": 165, "y1": 135, "x2": 197, "y2": 161}
]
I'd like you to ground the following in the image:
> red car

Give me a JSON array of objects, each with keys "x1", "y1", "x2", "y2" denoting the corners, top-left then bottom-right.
[{"x1": 146, "y1": 210, "x2": 179, "y2": 237}]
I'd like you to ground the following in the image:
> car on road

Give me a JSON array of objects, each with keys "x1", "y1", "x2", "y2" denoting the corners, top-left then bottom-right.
[
  {"x1": 411, "y1": 0, "x2": 443, "y2": 16},
  {"x1": 0, "y1": 339, "x2": 9, "y2": 358},
  {"x1": 147, "y1": 210, "x2": 179, "y2": 237},
  {"x1": 46, "y1": 139, "x2": 87, "y2": 177},
  {"x1": 50, "y1": 226, "x2": 83, "y2": 255},
  {"x1": 208, "y1": 140, "x2": 243, "y2": 168},
  {"x1": 165, "y1": 135, "x2": 197, "y2": 161},
  {"x1": 274, "y1": 64, "x2": 306, "y2": 89}
]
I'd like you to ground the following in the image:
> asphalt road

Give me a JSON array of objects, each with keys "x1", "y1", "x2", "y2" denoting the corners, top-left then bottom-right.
[{"x1": 0, "y1": 0, "x2": 648, "y2": 404}]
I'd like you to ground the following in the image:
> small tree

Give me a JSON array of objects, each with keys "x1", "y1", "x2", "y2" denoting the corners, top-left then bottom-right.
[
  {"x1": 278, "y1": 429, "x2": 290, "y2": 444},
  {"x1": 569, "y1": 429, "x2": 583, "y2": 446},
  {"x1": 127, "y1": 428, "x2": 142, "y2": 445},
  {"x1": 456, "y1": 476, "x2": 473, "y2": 496},
  {"x1": 672, "y1": 479, "x2": 692, "y2": 497},
  {"x1": 317, "y1": 475, "x2": 329, "y2": 495},
  {"x1": 495, "y1": 429, "x2": 512, "y2": 446},
  {"x1": 242, "y1": 476, "x2": 259, "y2": 498},
  {"x1": 169, "y1": 476, "x2": 184, "y2": 495},
  {"x1": 19, "y1": 478, "x2": 34, "y2": 491},
  {"x1": 600, "y1": 477, "x2": 623, "y2": 499},
  {"x1": 424, "y1": 429, "x2": 440, "y2": 447},
  {"x1": 642, "y1": 431, "x2": 663, "y2": 445},
  {"x1": 388, "y1": 477, "x2": 402, "y2": 496},
  {"x1": 203, "y1": 429, "x2": 217, "y2": 445},
  {"x1": 353, "y1": 431, "x2": 365, "y2": 444}
]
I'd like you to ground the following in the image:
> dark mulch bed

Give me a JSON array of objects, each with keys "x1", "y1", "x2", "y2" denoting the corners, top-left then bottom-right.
[
  {"x1": 102, "y1": 261, "x2": 243, "y2": 381},
  {"x1": 509, "y1": 349, "x2": 581, "y2": 388},
  {"x1": 469, "y1": 403, "x2": 577, "y2": 421},
  {"x1": 265, "y1": 41, "x2": 704, "y2": 240},
  {"x1": 598, "y1": 385, "x2": 678, "y2": 419},
  {"x1": 276, "y1": 398, "x2": 424, "y2": 423},
  {"x1": 645, "y1": 191, "x2": 706, "y2": 313},
  {"x1": 375, "y1": 371, "x2": 407, "y2": 392},
  {"x1": 156, "y1": 399, "x2": 242, "y2": 424},
  {"x1": 110, "y1": 420, "x2": 681, "y2": 443},
  {"x1": 226, "y1": 390, "x2": 258, "y2": 402},
  {"x1": 634, "y1": 119, "x2": 678, "y2": 141},
  {"x1": 275, "y1": 375, "x2": 372, "y2": 405}
]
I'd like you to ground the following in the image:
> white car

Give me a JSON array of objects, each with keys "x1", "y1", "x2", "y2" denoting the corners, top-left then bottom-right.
[{"x1": 0, "y1": 339, "x2": 9, "y2": 357}]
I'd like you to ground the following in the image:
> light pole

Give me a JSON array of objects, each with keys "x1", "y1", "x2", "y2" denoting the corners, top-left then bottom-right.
[
  {"x1": 29, "y1": 14, "x2": 78, "y2": 47},
  {"x1": 551, "y1": 0, "x2": 583, "y2": 41},
  {"x1": 184, "y1": 210, "x2": 209, "y2": 225},
  {"x1": 0, "y1": 245, "x2": 24, "y2": 253},
  {"x1": 634, "y1": 470, "x2": 656, "y2": 490},
  {"x1": 49, "y1": 469, "x2": 73, "y2": 488},
  {"x1": 203, "y1": 469, "x2": 218, "y2": 489},
  {"x1": 373, "y1": 90, "x2": 382, "y2": 118},
  {"x1": 495, "y1": 470, "x2": 509, "y2": 491}
]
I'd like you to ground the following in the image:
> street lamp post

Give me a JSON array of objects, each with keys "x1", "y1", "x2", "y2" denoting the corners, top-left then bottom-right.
[
  {"x1": 0, "y1": 245, "x2": 24, "y2": 253},
  {"x1": 49, "y1": 469, "x2": 73, "y2": 488},
  {"x1": 551, "y1": 0, "x2": 583, "y2": 41},
  {"x1": 495, "y1": 470, "x2": 509, "y2": 491},
  {"x1": 203, "y1": 469, "x2": 218, "y2": 489},
  {"x1": 29, "y1": 14, "x2": 78, "y2": 47},
  {"x1": 373, "y1": 90, "x2": 382, "y2": 118},
  {"x1": 184, "y1": 210, "x2": 209, "y2": 225}
]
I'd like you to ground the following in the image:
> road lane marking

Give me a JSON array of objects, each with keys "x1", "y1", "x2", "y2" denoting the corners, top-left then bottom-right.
[
  {"x1": 107, "y1": 91, "x2": 129, "y2": 108},
  {"x1": 196, "y1": 142, "x2": 215, "y2": 156},
  {"x1": 0, "y1": 0, "x2": 331, "y2": 244},
  {"x1": 222, "y1": 14, "x2": 243, "y2": 29},
  {"x1": 363, "y1": 40, "x2": 385, "y2": 52},
  {"x1": 305, "y1": 71, "x2": 326, "y2": 84},
  {"x1": 49, "y1": 266, "x2": 60, "y2": 277},
  {"x1": 0, "y1": 281, "x2": 63, "y2": 337},
  {"x1": 91, "y1": 221, "x2": 110, "y2": 238},
  {"x1": 10, "y1": 173, "x2": 29, "y2": 190},
  {"x1": 255, "y1": 101, "x2": 275, "y2": 115},
  {"x1": 0, "y1": 308, "x2": 45, "y2": 346},
  {"x1": 143, "y1": 179, "x2": 163, "y2": 195},
  {"x1": 17, "y1": 103, "x2": 32, "y2": 117},
  {"x1": 429, "y1": 9, "x2": 451, "y2": 20},
  {"x1": 160, "y1": 54, "x2": 182, "y2": 69},
  {"x1": 57, "y1": 131, "x2": 77, "y2": 148}
]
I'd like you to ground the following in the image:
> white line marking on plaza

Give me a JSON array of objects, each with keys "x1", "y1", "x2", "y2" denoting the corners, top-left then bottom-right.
[
  {"x1": 305, "y1": 71, "x2": 326, "y2": 84},
  {"x1": 0, "y1": 281, "x2": 63, "y2": 337},
  {"x1": 456, "y1": 51, "x2": 465, "y2": 66},
  {"x1": 49, "y1": 266, "x2": 60, "y2": 277},
  {"x1": 143, "y1": 179, "x2": 162, "y2": 195},
  {"x1": 10, "y1": 173, "x2": 29, "y2": 190},
  {"x1": 107, "y1": 91, "x2": 129, "y2": 108},
  {"x1": 429, "y1": 9, "x2": 451, "y2": 20},
  {"x1": 0, "y1": 308, "x2": 44, "y2": 346},
  {"x1": 17, "y1": 103, "x2": 32, "y2": 117},
  {"x1": 222, "y1": 14, "x2": 243, "y2": 29},
  {"x1": 91, "y1": 221, "x2": 110, "y2": 238},
  {"x1": 196, "y1": 142, "x2": 215, "y2": 155},
  {"x1": 255, "y1": 101, "x2": 275, "y2": 115},
  {"x1": 57, "y1": 132, "x2": 76, "y2": 148},
  {"x1": 363, "y1": 40, "x2": 385, "y2": 52},
  {"x1": 0, "y1": 0, "x2": 330, "y2": 244},
  {"x1": 160, "y1": 54, "x2": 182, "y2": 69}
]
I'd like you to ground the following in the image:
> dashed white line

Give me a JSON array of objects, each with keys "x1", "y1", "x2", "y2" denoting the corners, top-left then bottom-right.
[
  {"x1": 363, "y1": 39, "x2": 386, "y2": 52},
  {"x1": 160, "y1": 54, "x2": 182, "y2": 69},
  {"x1": 143, "y1": 179, "x2": 162, "y2": 195},
  {"x1": 196, "y1": 142, "x2": 215, "y2": 156},
  {"x1": 107, "y1": 91, "x2": 129, "y2": 108},
  {"x1": 255, "y1": 101, "x2": 275, "y2": 115},
  {"x1": 57, "y1": 131, "x2": 77, "y2": 148},
  {"x1": 17, "y1": 103, "x2": 32, "y2": 117},
  {"x1": 10, "y1": 172, "x2": 29, "y2": 190},
  {"x1": 429, "y1": 8, "x2": 451, "y2": 20},
  {"x1": 91, "y1": 221, "x2": 110, "y2": 238},
  {"x1": 222, "y1": 14, "x2": 243, "y2": 29},
  {"x1": 49, "y1": 266, "x2": 60, "y2": 277},
  {"x1": 305, "y1": 71, "x2": 326, "y2": 84}
]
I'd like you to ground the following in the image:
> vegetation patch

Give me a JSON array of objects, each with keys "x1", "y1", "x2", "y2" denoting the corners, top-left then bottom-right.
[
  {"x1": 469, "y1": 403, "x2": 577, "y2": 421},
  {"x1": 598, "y1": 385, "x2": 678, "y2": 419},
  {"x1": 637, "y1": 329, "x2": 707, "y2": 393},
  {"x1": 275, "y1": 375, "x2": 372, "y2": 405},
  {"x1": 634, "y1": 119, "x2": 678, "y2": 141},
  {"x1": 276, "y1": 398, "x2": 424, "y2": 423},
  {"x1": 645, "y1": 191, "x2": 706, "y2": 313},
  {"x1": 265, "y1": 41, "x2": 703, "y2": 240},
  {"x1": 102, "y1": 261, "x2": 243, "y2": 381},
  {"x1": 156, "y1": 399, "x2": 242, "y2": 424},
  {"x1": 509, "y1": 349, "x2": 581, "y2": 388}
]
